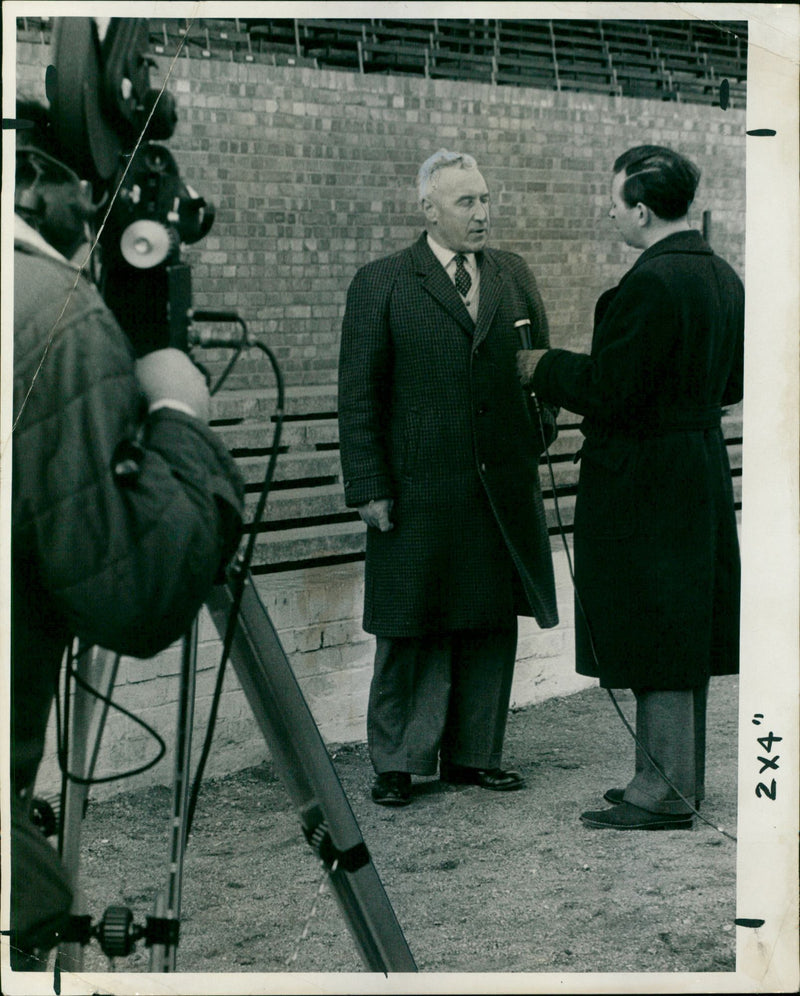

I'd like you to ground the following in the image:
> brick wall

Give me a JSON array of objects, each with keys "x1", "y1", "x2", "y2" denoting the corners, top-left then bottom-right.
[
  {"x1": 15, "y1": 39, "x2": 745, "y2": 798},
  {"x1": 169, "y1": 57, "x2": 746, "y2": 386},
  {"x1": 16, "y1": 41, "x2": 746, "y2": 388}
]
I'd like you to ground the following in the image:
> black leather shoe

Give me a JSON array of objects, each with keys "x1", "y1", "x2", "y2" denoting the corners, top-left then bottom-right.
[
  {"x1": 371, "y1": 772, "x2": 412, "y2": 806},
  {"x1": 603, "y1": 787, "x2": 700, "y2": 811},
  {"x1": 440, "y1": 762, "x2": 525, "y2": 791},
  {"x1": 581, "y1": 802, "x2": 693, "y2": 831}
]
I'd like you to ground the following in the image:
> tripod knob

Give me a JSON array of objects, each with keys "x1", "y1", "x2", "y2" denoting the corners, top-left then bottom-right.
[
  {"x1": 30, "y1": 796, "x2": 59, "y2": 838},
  {"x1": 98, "y1": 905, "x2": 135, "y2": 958}
]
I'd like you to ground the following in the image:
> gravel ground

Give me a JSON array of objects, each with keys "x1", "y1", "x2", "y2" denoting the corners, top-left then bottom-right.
[{"x1": 15, "y1": 677, "x2": 742, "y2": 992}]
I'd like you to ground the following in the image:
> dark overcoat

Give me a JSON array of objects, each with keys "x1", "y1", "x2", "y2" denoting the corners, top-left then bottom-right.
[
  {"x1": 338, "y1": 233, "x2": 559, "y2": 637},
  {"x1": 532, "y1": 230, "x2": 744, "y2": 690}
]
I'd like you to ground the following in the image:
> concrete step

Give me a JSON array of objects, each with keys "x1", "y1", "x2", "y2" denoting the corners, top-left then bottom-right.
[
  {"x1": 210, "y1": 384, "x2": 338, "y2": 420},
  {"x1": 245, "y1": 483, "x2": 349, "y2": 522},
  {"x1": 236, "y1": 451, "x2": 342, "y2": 487},
  {"x1": 248, "y1": 519, "x2": 366, "y2": 566},
  {"x1": 216, "y1": 418, "x2": 339, "y2": 452}
]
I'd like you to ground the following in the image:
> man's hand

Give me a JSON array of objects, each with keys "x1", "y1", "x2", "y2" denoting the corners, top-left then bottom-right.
[
  {"x1": 358, "y1": 498, "x2": 394, "y2": 532},
  {"x1": 516, "y1": 348, "x2": 548, "y2": 386},
  {"x1": 135, "y1": 348, "x2": 211, "y2": 423}
]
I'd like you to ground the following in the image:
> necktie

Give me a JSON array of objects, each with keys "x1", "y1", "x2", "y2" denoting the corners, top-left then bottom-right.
[{"x1": 454, "y1": 253, "x2": 472, "y2": 297}]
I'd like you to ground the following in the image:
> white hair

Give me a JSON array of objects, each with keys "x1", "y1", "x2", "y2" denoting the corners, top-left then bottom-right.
[{"x1": 417, "y1": 149, "x2": 479, "y2": 203}]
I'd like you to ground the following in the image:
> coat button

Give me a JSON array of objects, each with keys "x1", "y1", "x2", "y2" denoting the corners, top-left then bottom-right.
[
  {"x1": 477, "y1": 403, "x2": 488, "y2": 415},
  {"x1": 480, "y1": 463, "x2": 487, "y2": 473}
]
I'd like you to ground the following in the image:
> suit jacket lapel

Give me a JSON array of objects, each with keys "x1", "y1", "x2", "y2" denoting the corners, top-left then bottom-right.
[
  {"x1": 473, "y1": 250, "x2": 503, "y2": 347},
  {"x1": 411, "y1": 234, "x2": 474, "y2": 336}
]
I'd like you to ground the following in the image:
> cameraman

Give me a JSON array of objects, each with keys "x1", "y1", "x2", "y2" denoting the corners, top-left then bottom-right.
[{"x1": 9, "y1": 100, "x2": 244, "y2": 968}]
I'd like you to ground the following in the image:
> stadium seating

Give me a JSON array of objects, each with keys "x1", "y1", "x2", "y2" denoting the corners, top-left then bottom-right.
[{"x1": 17, "y1": 16, "x2": 747, "y2": 107}]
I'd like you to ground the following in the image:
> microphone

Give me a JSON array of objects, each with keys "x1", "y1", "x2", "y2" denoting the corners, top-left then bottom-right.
[
  {"x1": 514, "y1": 318, "x2": 544, "y2": 419},
  {"x1": 514, "y1": 318, "x2": 533, "y2": 350}
]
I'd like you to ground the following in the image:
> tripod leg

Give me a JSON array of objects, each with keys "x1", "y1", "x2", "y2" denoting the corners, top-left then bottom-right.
[
  {"x1": 205, "y1": 575, "x2": 417, "y2": 973},
  {"x1": 57, "y1": 647, "x2": 121, "y2": 971},
  {"x1": 149, "y1": 620, "x2": 197, "y2": 972}
]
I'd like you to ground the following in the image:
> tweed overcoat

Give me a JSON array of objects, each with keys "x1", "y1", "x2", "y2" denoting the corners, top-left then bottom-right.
[
  {"x1": 531, "y1": 230, "x2": 744, "y2": 690},
  {"x1": 338, "y1": 233, "x2": 559, "y2": 637}
]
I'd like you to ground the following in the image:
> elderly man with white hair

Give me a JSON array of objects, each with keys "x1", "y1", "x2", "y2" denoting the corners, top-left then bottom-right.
[{"x1": 338, "y1": 149, "x2": 559, "y2": 807}]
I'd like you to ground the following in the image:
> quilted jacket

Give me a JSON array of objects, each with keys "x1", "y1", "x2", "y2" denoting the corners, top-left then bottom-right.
[{"x1": 11, "y1": 219, "x2": 244, "y2": 791}]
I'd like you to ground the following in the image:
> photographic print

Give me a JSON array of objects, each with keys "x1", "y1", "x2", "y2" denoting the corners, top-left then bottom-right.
[{"x1": 2, "y1": 3, "x2": 797, "y2": 993}]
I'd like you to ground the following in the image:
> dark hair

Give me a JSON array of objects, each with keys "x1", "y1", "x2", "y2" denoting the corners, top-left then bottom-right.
[
  {"x1": 15, "y1": 98, "x2": 91, "y2": 258},
  {"x1": 613, "y1": 145, "x2": 701, "y2": 221}
]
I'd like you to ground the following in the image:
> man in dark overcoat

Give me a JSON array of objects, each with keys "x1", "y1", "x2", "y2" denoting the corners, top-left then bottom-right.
[
  {"x1": 518, "y1": 145, "x2": 744, "y2": 830},
  {"x1": 338, "y1": 149, "x2": 559, "y2": 806}
]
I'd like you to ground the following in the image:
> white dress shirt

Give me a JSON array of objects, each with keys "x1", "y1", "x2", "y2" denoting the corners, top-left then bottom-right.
[{"x1": 427, "y1": 234, "x2": 480, "y2": 323}]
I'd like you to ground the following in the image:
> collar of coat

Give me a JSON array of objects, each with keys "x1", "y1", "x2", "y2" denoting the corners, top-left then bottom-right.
[
  {"x1": 631, "y1": 228, "x2": 714, "y2": 272},
  {"x1": 594, "y1": 230, "x2": 714, "y2": 327},
  {"x1": 13, "y1": 214, "x2": 96, "y2": 284},
  {"x1": 14, "y1": 214, "x2": 80, "y2": 268},
  {"x1": 410, "y1": 231, "x2": 507, "y2": 345}
]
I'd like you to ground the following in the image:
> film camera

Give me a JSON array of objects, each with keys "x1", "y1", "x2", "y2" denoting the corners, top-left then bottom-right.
[{"x1": 44, "y1": 18, "x2": 214, "y2": 355}]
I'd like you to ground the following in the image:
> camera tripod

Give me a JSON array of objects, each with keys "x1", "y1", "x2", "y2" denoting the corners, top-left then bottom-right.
[
  {"x1": 54, "y1": 568, "x2": 417, "y2": 974},
  {"x1": 18, "y1": 15, "x2": 415, "y2": 975},
  {"x1": 46, "y1": 304, "x2": 416, "y2": 974}
]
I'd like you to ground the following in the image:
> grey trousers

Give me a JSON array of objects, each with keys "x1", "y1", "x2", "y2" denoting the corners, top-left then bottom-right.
[
  {"x1": 368, "y1": 624, "x2": 518, "y2": 776},
  {"x1": 622, "y1": 682, "x2": 709, "y2": 815}
]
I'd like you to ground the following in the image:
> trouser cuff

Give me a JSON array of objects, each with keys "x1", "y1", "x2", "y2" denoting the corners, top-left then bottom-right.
[{"x1": 623, "y1": 785, "x2": 694, "y2": 816}]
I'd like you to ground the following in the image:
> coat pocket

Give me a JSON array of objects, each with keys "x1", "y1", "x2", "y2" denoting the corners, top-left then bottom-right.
[{"x1": 396, "y1": 407, "x2": 422, "y2": 481}]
